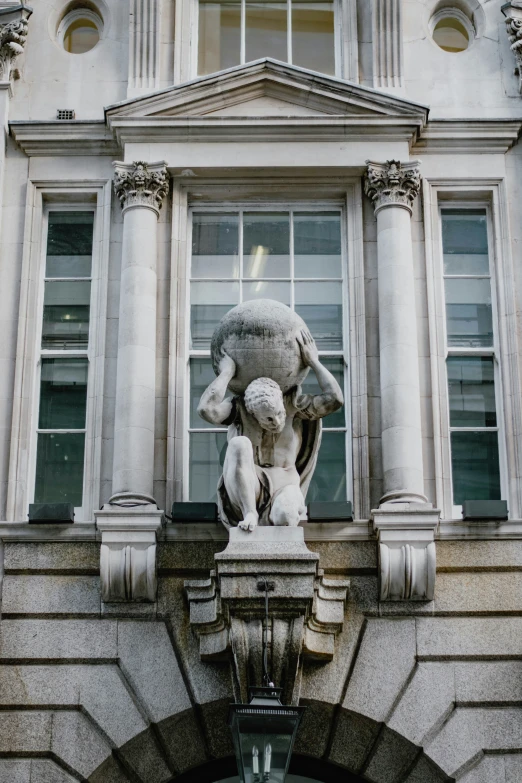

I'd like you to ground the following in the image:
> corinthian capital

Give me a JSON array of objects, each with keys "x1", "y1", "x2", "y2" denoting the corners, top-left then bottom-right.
[
  {"x1": 113, "y1": 160, "x2": 169, "y2": 215},
  {"x1": 0, "y1": 5, "x2": 32, "y2": 82},
  {"x1": 502, "y1": 2, "x2": 522, "y2": 94},
  {"x1": 364, "y1": 160, "x2": 421, "y2": 215}
]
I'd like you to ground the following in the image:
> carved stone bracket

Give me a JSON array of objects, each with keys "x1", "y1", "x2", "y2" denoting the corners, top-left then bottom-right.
[
  {"x1": 364, "y1": 159, "x2": 421, "y2": 215},
  {"x1": 373, "y1": 505, "x2": 439, "y2": 601},
  {"x1": 113, "y1": 160, "x2": 169, "y2": 216},
  {"x1": 185, "y1": 527, "x2": 349, "y2": 705},
  {"x1": 0, "y1": 4, "x2": 32, "y2": 82},
  {"x1": 502, "y1": 2, "x2": 522, "y2": 93},
  {"x1": 95, "y1": 506, "x2": 163, "y2": 602}
]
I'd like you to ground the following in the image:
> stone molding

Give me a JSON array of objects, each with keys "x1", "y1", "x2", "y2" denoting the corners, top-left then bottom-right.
[
  {"x1": 95, "y1": 507, "x2": 163, "y2": 603},
  {"x1": 373, "y1": 505, "x2": 440, "y2": 601},
  {"x1": 502, "y1": 2, "x2": 522, "y2": 94},
  {"x1": 113, "y1": 160, "x2": 169, "y2": 216},
  {"x1": 364, "y1": 159, "x2": 421, "y2": 215},
  {"x1": 0, "y1": 5, "x2": 31, "y2": 82},
  {"x1": 185, "y1": 527, "x2": 349, "y2": 704}
]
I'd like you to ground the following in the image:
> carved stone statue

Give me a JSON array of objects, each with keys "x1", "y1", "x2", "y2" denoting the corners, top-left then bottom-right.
[{"x1": 198, "y1": 299, "x2": 344, "y2": 532}]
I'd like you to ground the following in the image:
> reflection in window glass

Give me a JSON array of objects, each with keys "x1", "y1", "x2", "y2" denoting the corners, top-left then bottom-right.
[
  {"x1": 39, "y1": 359, "x2": 88, "y2": 430},
  {"x1": 451, "y1": 431, "x2": 500, "y2": 504},
  {"x1": 441, "y1": 209, "x2": 489, "y2": 276},
  {"x1": 42, "y1": 281, "x2": 91, "y2": 350},
  {"x1": 192, "y1": 213, "x2": 239, "y2": 278},
  {"x1": 444, "y1": 278, "x2": 493, "y2": 348},
  {"x1": 198, "y1": 3, "x2": 241, "y2": 75},
  {"x1": 245, "y1": 2, "x2": 287, "y2": 62},
  {"x1": 190, "y1": 432, "x2": 229, "y2": 501},
  {"x1": 447, "y1": 357, "x2": 496, "y2": 428},
  {"x1": 433, "y1": 17, "x2": 469, "y2": 53},
  {"x1": 34, "y1": 433, "x2": 86, "y2": 506},
  {"x1": 188, "y1": 209, "x2": 348, "y2": 504},
  {"x1": 292, "y1": 3, "x2": 334, "y2": 74},
  {"x1": 46, "y1": 212, "x2": 94, "y2": 277},
  {"x1": 63, "y1": 18, "x2": 100, "y2": 54}
]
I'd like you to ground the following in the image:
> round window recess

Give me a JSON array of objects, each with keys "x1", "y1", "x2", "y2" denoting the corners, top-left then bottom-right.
[
  {"x1": 432, "y1": 12, "x2": 473, "y2": 53},
  {"x1": 59, "y1": 9, "x2": 102, "y2": 54}
]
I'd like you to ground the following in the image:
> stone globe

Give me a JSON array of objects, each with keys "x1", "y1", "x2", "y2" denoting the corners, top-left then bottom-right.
[{"x1": 210, "y1": 299, "x2": 310, "y2": 394}]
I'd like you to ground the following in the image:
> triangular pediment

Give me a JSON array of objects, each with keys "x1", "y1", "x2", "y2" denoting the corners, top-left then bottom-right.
[{"x1": 106, "y1": 59, "x2": 429, "y2": 121}]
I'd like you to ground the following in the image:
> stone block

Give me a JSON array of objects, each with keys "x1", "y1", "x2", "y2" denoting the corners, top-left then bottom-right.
[
  {"x1": 293, "y1": 699, "x2": 334, "y2": 759},
  {"x1": 306, "y1": 541, "x2": 377, "y2": 571},
  {"x1": 403, "y1": 756, "x2": 448, "y2": 783},
  {"x1": 389, "y1": 663, "x2": 455, "y2": 746},
  {"x1": 363, "y1": 727, "x2": 418, "y2": 783},
  {"x1": 0, "y1": 760, "x2": 30, "y2": 783},
  {"x1": 417, "y1": 617, "x2": 522, "y2": 659},
  {"x1": 89, "y1": 757, "x2": 133, "y2": 783},
  {"x1": 0, "y1": 711, "x2": 52, "y2": 753},
  {"x1": 117, "y1": 621, "x2": 191, "y2": 722},
  {"x1": 0, "y1": 619, "x2": 117, "y2": 660},
  {"x1": 51, "y1": 711, "x2": 112, "y2": 779},
  {"x1": 459, "y1": 756, "x2": 505, "y2": 783},
  {"x1": 437, "y1": 540, "x2": 522, "y2": 570},
  {"x1": 156, "y1": 710, "x2": 208, "y2": 772},
  {"x1": 1, "y1": 576, "x2": 101, "y2": 616},
  {"x1": 30, "y1": 760, "x2": 78, "y2": 783},
  {"x1": 434, "y1": 572, "x2": 522, "y2": 614},
  {"x1": 505, "y1": 754, "x2": 522, "y2": 782},
  {"x1": 342, "y1": 618, "x2": 416, "y2": 722},
  {"x1": 158, "y1": 541, "x2": 226, "y2": 572},
  {"x1": 3, "y1": 543, "x2": 99, "y2": 573},
  {"x1": 118, "y1": 727, "x2": 172, "y2": 783},
  {"x1": 328, "y1": 709, "x2": 380, "y2": 772},
  {"x1": 455, "y1": 661, "x2": 522, "y2": 704}
]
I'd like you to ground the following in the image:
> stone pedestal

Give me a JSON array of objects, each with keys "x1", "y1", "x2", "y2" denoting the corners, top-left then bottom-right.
[
  {"x1": 96, "y1": 506, "x2": 163, "y2": 602},
  {"x1": 186, "y1": 527, "x2": 349, "y2": 704}
]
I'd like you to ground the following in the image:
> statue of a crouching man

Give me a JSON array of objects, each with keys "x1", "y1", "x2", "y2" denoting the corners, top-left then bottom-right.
[{"x1": 198, "y1": 329, "x2": 344, "y2": 532}]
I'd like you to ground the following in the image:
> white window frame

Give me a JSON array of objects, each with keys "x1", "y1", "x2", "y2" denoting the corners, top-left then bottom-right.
[
  {"x1": 7, "y1": 181, "x2": 111, "y2": 524},
  {"x1": 174, "y1": 0, "x2": 358, "y2": 83},
  {"x1": 424, "y1": 180, "x2": 522, "y2": 523},
  {"x1": 167, "y1": 179, "x2": 369, "y2": 521}
]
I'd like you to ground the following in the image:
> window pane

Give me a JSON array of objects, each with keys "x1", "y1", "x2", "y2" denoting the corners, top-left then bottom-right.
[
  {"x1": 190, "y1": 358, "x2": 220, "y2": 429},
  {"x1": 441, "y1": 209, "x2": 489, "y2": 276},
  {"x1": 444, "y1": 278, "x2": 493, "y2": 347},
  {"x1": 294, "y1": 212, "x2": 341, "y2": 278},
  {"x1": 192, "y1": 213, "x2": 239, "y2": 278},
  {"x1": 447, "y1": 356, "x2": 496, "y2": 428},
  {"x1": 243, "y1": 213, "x2": 290, "y2": 278},
  {"x1": 39, "y1": 359, "x2": 88, "y2": 429},
  {"x1": 292, "y1": 3, "x2": 335, "y2": 75},
  {"x1": 295, "y1": 281, "x2": 342, "y2": 350},
  {"x1": 42, "y1": 281, "x2": 91, "y2": 350},
  {"x1": 34, "y1": 432, "x2": 85, "y2": 506},
  {"x1": 245, "y1": 2, "x2": 287, "y2": 62},
  {"x1": 433, "y1": 17, "x2": 469, "y2": 53},
  {"x1": 64, "y1": 19, "x2": 99, "y2": 54},
  {"x1": 300, "y1": 357, "x2": 345, "y2": 427},
  {"x1": 191, "y1": 281, "x2": 239, "y2": 349},
  {"x1": 46, "y1": 212, "x2": 94, "y2": 277},
  {"x1": 306, "y1": 431, "x2": 346, "y2": 503},
  {"x1": 451, "y1": 431, "x2": 500, "y2": 505},
  {"x1": 190, "y1": 432, "x2": 228, "y2": 501},
  {"x1": 198, "y1": 2, "x2": 241, "y2": 74},
  {"x1": 242, "y1": 280, "x2": 291, "y2": 303}
]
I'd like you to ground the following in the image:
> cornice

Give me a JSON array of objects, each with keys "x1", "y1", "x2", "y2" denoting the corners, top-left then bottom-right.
[
  {"x1": 9, "y1": 120, "x2": 121, "y2": 156},
  {"x1": 413, "y1": 119, "x2": 522, "y2": 154}
]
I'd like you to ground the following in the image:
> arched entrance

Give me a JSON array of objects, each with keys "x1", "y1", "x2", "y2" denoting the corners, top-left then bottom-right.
[{"x1": 171, "y1": 755, "x2": 366, "y2": 782}]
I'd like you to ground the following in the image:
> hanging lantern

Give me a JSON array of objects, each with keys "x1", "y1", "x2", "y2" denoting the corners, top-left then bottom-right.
[{"x1": 228, "y1": 685, "x2": 305, "y2": 783}]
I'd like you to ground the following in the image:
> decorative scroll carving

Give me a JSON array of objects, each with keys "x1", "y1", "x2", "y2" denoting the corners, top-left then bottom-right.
[
  {"x1": 0, "y1": 7, "x2": 31, "y2": 82},
  {"x1": 502, "y1": 3, "x2": 522, "y2": 94},
  {"x1": 364, "y1": 159, "x2": 421, "y2": 214},
  {"x1": 185, "y1": 528, "x2": 349, "y2": 704},
  {"x1": 113, "y1": 160, "x2": 169, "y2": 215}
]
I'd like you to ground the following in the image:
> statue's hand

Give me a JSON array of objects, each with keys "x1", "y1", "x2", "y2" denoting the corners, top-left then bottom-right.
[
  {"x1": 297, "y1": 329, "x2": 319, "y2": 367},
  {"x1": 219, "y1": 351, "x2": 236, "y2": 378}
]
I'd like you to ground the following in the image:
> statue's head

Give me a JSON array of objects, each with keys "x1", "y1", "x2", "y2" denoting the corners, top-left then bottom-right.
[{"x1": 244, "y1": 377, "x2": 286, "y2": 433}]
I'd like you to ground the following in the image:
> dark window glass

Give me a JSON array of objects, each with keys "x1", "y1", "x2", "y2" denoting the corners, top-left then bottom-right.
[
  {"x1": 198, "y1": 3, "x2": 241, "y2": 75},
  {"x1": 300, "y1": 357, "x2": 344, "y2": 428},
  {"x1": 444, "y1": 278, "x2": 493, "y2": 348},
  {"x1": 447, "y1": 356, "x2": 496, "y2": 428},
  {"x1": 243, "y1": 213, "x2": 290, "y2": 278},
  {"x1": 451, "y1": 431, "x2": 501, "y2": 504},
  {"x1": 245, "y1": 2, "x2": 287, "y2": 62},
  {"x1": 192, "y1": 213, "x2": 239, "y2": 278},
  {"x1": 292, "y1": 2, "x2": 335, "y2": 75},
  {"x1": 190, "y1": 432, "x2": 229, "y2": 501},
  {"x1": 39, "y1": 359, "x2": 88, "y2": 429},
  {"x1": 441, "y1": 209, "x2": 489, "y2": 276},
  {"x1": 306, "y1": 431, "x2": 346, "y2": 502},
  {"x1": 294, "y1": 212, "x2": 341, "y2": 278},
  {"x1": 42, "y1": 281, "x2": 91, "y2": 350},
  {"x1": 46, "y1": 212, "x2": 94, "y2": 277},
  {"x1": 190, "y1": 358, "x2": 220, "y2": 429},
  {"x1": 34, "y1": 433, "x2": 86, "y2": 506}
]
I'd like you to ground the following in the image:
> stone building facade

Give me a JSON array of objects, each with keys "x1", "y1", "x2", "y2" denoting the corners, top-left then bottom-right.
[{"x1": 1, "y1": 0, "x2": 522, "y2": 781}]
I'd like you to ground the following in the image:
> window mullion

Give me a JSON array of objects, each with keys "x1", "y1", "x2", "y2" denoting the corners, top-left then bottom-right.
[
  {"x1": 241, "y1": 0, "x2": 246, "y2": 64},
  {"x1": 287, "y1": 0, "x2": 292, "y2": 64}
]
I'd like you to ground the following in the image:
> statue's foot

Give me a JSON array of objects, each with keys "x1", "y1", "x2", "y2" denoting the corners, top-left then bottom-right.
[{"x1": 238, "y1": 512, "x2": 258, "y2": 532}]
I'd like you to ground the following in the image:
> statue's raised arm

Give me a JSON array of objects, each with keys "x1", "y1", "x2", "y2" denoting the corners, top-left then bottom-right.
[
  {"x1": 294, "y1": 328, "x2": 344, "y2": 420},
  {"x1": 197, "y1": 351, "x2": 236, "y2": 426}
]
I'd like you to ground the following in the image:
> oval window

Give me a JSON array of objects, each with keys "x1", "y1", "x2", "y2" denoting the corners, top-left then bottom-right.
[
  {"x1": 433, "y1": 16, "x2": 470, "y2": 52},
  {"x1": 63, "y1": 15, "x2": 100, "y2": 53}
]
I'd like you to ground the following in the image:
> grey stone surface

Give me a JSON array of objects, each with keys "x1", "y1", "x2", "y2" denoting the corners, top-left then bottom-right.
[
  {"x1": 434, "y1": 572, "x2": 522, "y2": 614},
  {"x1": 0, "y1": 760, "x2": 30, "y2": 783},
  {"x1": 117, "y1": 620, "x2": 191, "y2": 722},
  {"x1": 403, "y1": 756, "x2": 448, "y2": 783},
  {"x1": 118, "y1": 727, "x2": 173, "y2": 783},
  {"x1": 505, "y1": 754, "x2": 522, "y2": 782},
  {"x1": 417, "y1": 617, "x2": 522, "y2": 658},
  {"x1": 0, "y1": 711, "x2": 52, "y2": 753},
  {"x1": 437, "y1": 540, "x2": 522, "y2": 570},
  {"x1": 328, "y1": 709, "x2": 380, "y2": 772},
  {"x1": 455, "y1": 661, "x2": 522, "y2": 704},
  {"x1": 158, "y1": 541, "x2": 224, "y2": 572},
  {"x1": 459, "y1": 756, "x2": 505, "y2": 783},
  {"x1": 89, "y1": 757, "x2": 133, "y2": 783},
  {"x1": 342, "y1": 618, "x2": 416, "y2": 721},
  {"x1": 30, "y1": 760, "x2": 78, "y2": 783},
  {"x1": 51, "y1": 711, "x2": 112, "y2": 779},
  {"x1": 388, "y1": 663, "x2": 455, "y2": 746},
  {"x1": 156, "y1": 710, "x2": 208, "y2": 772},
  {"x1": 1, "y1": 576, "x2": 101, "y2": 615},
  {"x1": 0, "y1": 619, "x2": 117, "y2": 659},
  {"x1": 363, "y1": 727, "x2": 418, "y2": 783},
  {"x1": 4, "y1": 542, "x2": 99, "y2": 573},
  {"x1": 306, "y1": 540, "x2": 377, "y2": 571}
]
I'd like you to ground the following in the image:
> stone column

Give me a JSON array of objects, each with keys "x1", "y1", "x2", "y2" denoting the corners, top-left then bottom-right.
[
  {"x1": 365, "y1": 161, "x2": 439, "y2": 602},
  {"x1": 110, "y1": 160, "x2": 169, "y2": 506},
  {"x1": 95, "y1": 161, "x2": 169, "y2": 604},
  {"x1": 365, "y1": 160, "x2": 426, "y2": 506}
]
